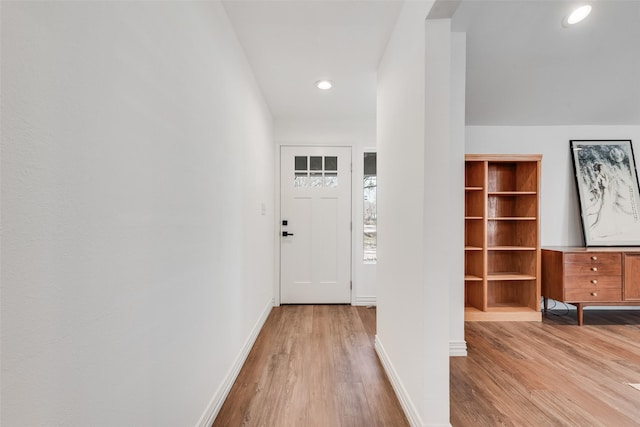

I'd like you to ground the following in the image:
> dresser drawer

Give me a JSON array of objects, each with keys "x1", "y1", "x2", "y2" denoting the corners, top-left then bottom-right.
[
  {"x1": 564, "y1": 275, "x2": 621, "y2": 289},
  {"x1": 542, "y1": 248, "x2": 640, "y2": 325},
  {"x1": 564, "y1": 262, "x2": 621, "y2": 275},
  {"x1": 564, "y1": 253, "x2": 621, "y2": 265},
  {"x1": 565, "y1": 288, "x2": 622, "y2": 302}
]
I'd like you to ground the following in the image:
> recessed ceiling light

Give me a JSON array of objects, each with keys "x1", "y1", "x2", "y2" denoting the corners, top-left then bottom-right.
[
  {"x1": 563, "y1": 4, "x2": 592, "y2": 27},
  {"x1": 316, "y1": 80, "x2": 333, "y2": 90}
]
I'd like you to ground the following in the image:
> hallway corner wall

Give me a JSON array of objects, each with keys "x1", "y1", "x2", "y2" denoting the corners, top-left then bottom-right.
[
  {"x1": 376, "y1": 1, "x2": 453, "y2": 426},
  {"x1": 1, "y1": 2, "x2": 274, "y2": 425}
]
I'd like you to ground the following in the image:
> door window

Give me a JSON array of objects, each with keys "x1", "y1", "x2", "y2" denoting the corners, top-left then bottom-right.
[{"x1": 294, "y1": 156, "x2": 339, "y2": 188}]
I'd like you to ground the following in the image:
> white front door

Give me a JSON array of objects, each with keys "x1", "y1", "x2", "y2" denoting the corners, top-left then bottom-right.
[{"x1": 280, "y1": 146, "x2": 352, "y2": 304}]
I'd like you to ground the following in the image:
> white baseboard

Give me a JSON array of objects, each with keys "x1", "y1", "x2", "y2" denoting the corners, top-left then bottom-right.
[
  {"x1": 449, "y1": 340, "x2": 467, "y2": 357},
  {"x1": 374, "y1": 336, "x2": 423, "y2": 427},
  {"x1": 354, "y1": 295, "x2": 376, "y2": 306},
  {"x1": 196, "y1": 298, "x2": 274, "y2": 427}
]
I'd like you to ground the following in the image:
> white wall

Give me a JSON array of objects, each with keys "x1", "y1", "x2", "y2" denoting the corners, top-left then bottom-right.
[
  {"x1": 376, "y1": 3, "x2": 427, "y2": 422},
  {"x1": 423, "y1": 17, "x2": 454, "y2": 423},
  {"x1": 376, "y1": 2, "x2": 455, "y2": 426},
  {"x1": 449, "y1": 32, "x2": 467, "y2": 356},
  {"x1": 274, "y1": 118, "x2": 377, "y2": 305},
  {"x1": 466, "y1": 126, "x2": 640, "y2": 246},
  {"x1": 1, "y1": 2, "x2": 274, "y2": 426}
]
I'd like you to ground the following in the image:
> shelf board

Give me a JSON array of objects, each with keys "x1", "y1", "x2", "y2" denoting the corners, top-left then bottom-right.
[
  {"x1": 487, "y1": 272, "x2": 536, "y2": 280},
  {"x1": 465, "y1": 246, "x2": 483, "y2": 251},
  {"x1": 488, "y1": 217, "x2": 536, "y2": 221},
  {"x1": 488, "y1": 191, "x2": 537, "y2": 196},
  {"x1": 486, "y1": 304, "x2": 537, "y2": 311},
  {"x1": 465, "y1": 274, "x2": 483, "y2": 281},
  {"x1": 465, "y1": 216, "x2": 483, "y2": 220},
  {"x1": 488, "y1": 246, "x2": 536, "y2": 251},
  {"x1": 466, "y1": 154, "x2": 542, "y2": 162},
  {"x1": 465, "y1": 306, "x2": 541, "y2": 322},
  {"x1": 465, "y1": 186, "x2": 483, "y2": 191}
]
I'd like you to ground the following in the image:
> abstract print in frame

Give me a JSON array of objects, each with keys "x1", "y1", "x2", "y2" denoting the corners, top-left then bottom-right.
[{"x1": 571, "y1": 140, "x2": 640, "y2": 246}]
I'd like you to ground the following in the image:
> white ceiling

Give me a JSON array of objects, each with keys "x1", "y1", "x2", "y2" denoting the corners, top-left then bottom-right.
[
  {"x1": 453, "y1": 0, "x2": 640, "y2": 125},
  {"x1": 223, "y1": 0, "x2": 640, "y2": 125},
  {"x1": 222, "y1": 0, "x2": 403, "y2": 121}
]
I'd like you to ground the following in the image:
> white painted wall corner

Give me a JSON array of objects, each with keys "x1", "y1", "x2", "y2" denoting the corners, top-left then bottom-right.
[
  {"x1": 374, "y1": 336, "x2": 423, "y2": 427},
  {"x1": 197, "y1": 298, "x2": 274, "y2": 427}
]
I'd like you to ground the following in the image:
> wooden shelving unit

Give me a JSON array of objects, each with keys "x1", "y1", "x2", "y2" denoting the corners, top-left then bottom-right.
[{"x1": 464, "y1": 154, "x2": 542, "y2": 321}]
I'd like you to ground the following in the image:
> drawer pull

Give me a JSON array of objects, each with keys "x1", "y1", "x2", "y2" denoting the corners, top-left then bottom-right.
[
  {"x1": 591, "y1": 267, "x2": 598, "y2": 272},
  {"x1": 591, "y1": 279, "x2": 598, "y2": 284},
  {"x1": 591, "y1": 256, "x2": 598, "y2": 261},
  {"x1": 591, "y1": 292, "x2": 598, "y2": 296}
]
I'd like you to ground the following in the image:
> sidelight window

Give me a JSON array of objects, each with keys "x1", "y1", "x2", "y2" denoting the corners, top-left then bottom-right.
[{"x1": 364, "y1": 152, "x2": 377, "y2": 262}]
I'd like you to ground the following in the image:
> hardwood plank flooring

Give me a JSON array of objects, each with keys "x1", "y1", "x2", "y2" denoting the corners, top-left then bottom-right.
[
  {"x1": 212, "y1": 305, "x2": 409, "y2": 427},
  {"x1": 451, "y1": 310, "x2": 640, "y2": 427},
  {"x1": 215, "y1": 307, "x2": 640, "y2": 426}
]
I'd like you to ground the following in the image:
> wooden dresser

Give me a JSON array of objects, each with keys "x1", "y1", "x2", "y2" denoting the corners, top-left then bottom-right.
[{"x1": 542, "y1": 247, "x2": 640, "y2": 325}]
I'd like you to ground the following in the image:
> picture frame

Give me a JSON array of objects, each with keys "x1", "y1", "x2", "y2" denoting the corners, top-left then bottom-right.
[{"x1": 570, "y1": 139, "x2": 640, "y2": 246}]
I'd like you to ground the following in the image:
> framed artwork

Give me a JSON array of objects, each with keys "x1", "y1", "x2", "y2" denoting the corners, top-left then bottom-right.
[{"x1": 571, "y1": 139, "x2": 640, "y2": 246}]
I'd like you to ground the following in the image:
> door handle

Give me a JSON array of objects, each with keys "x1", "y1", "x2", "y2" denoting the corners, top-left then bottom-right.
[{"x1": 282, "y1": 231, "x2": 295, "y2": 237}]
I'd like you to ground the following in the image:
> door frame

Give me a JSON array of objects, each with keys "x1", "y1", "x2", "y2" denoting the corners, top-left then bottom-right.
[{"x1": 274, "y1": 143, "x2": 355, "y2": 306}]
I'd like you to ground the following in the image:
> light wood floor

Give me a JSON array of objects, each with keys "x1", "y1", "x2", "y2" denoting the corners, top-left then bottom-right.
[
  {"x1": 452, "y1": 310, "x2": 640, "y2": 427},
  {"x1": 214, "y1": 306, "x2": 640, "y2": 427},
  {"x1": 212, "y1": 305, "x2": 409, "y2": 427}
]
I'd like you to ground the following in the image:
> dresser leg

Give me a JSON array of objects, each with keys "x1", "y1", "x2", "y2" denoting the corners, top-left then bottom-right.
[{"x1": 576, "y1": 303, "x2": 584, "y2": 326}]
